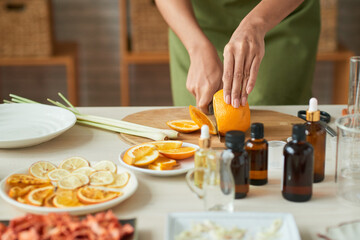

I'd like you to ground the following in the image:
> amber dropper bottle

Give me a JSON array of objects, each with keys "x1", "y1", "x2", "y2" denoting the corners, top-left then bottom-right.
[
  {"x1": 245, "y1": 123, "x2": 268, "y2": 186},
  {"x1": 305, "y1": 98, "x2": 326, "y2": 183},
  {"x1": 282, "y1": 124, "x2": 314, "y2": 202},
  {"x1": 225, "y1": 131, "x2": 249, "y2": 199}
]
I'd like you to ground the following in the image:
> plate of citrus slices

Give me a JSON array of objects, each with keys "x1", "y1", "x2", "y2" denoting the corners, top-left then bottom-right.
[
  {"x1": 0, "y1": 157, "x2": 138, "y2": 215},
  {"x1": 118, "y1": 141, "x2": 198, "y2": 177}
]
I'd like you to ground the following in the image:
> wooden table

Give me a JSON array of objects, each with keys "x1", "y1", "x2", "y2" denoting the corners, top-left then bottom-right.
[{"x1": 0, "y1": 105, "x2": 358, "y2": 240}]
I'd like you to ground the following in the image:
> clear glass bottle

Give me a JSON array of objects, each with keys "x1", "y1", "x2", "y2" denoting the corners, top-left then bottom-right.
[
  {"x1": 194, "y1": 125, "x2": 215, "y2": 188},
  {"x1": 225, "y1": 131, "x2": 249, "y2": 199},
  {"x1": 245, "y1": 123, "x2": 268, "y2": 186},
  {"x1": 282, "y1": 124, "x2": 314, "y2": 202},
  {"x1": 305, "y1": 98, "x2": 326, "y2": 183}
]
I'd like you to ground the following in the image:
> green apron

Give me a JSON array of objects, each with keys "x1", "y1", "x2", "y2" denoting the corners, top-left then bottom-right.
[{"x1": 169, "y1": 0, "x2": 320, "y2": 106}]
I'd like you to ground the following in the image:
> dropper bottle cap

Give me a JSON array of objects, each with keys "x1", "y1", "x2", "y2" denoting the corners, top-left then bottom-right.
[
  {"x1": 225, "y1": 131, "x2": 245, "y2": 152},
  {"x1": 251, "y1": 123, "x2": 264, "y2": 139},
  {"x1": 292, "y1": 124, "x2": 306, "y2": 142},
  {"x1": 199, "y1": 125, "x2": 211, "y2": 149},
  {"x1": 306, "y1": 97, "x2": 320, "y2": 122}
]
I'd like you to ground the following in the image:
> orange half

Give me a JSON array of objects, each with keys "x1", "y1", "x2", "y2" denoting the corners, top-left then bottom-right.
[
  {"x1": 166, "y1": 120, "x2": 200, "y2": 133},
  {"x1": 189, "y1": 105, "x2": 217, "y2": 135}
]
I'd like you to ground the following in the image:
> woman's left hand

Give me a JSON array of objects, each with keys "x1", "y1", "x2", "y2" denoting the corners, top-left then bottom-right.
[{"x1": 222, "y1": 22, "x2": 266, "y2": 107}]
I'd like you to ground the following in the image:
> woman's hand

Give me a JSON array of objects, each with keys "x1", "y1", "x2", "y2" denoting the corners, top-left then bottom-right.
[
  {"x1": 187, "y1": 42, "x2": 223, "y2": 114},
  {"x1": 222, "y1": 22, "x2": 266, "y2": 107}
]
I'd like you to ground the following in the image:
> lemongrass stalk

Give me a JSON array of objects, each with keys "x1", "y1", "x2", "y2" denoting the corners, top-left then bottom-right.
[
  {"x1": 3, "y1": 100, "x2": 12, "y2": 103},
  {"x1": 77, "y1": 114, "x2": 179, "y2": 139},
  {"x1": 77, "y1": 120, "x2": 167, "y2": 141},
  {"x1": 9, "y1": 94, "x2": 38, "y2": 104},
  {"x1": 47, "y1": 98, "x2": 79, "y2": 115},
  {"x1": 58, "y1": 92, "x2": 79, "y2": 113}
]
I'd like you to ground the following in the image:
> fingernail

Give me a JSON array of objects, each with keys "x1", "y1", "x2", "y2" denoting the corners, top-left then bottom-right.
[
  {"x1": 246, "y1": 86, "x2": 251, "y2": 94},
  {"x1": 233, "y1": 99, "x2": 240, "y2": 108},
  {"x1": 241, "y1": 97, "x2": 247, "y2": 106},
  {"x1": 225, "y1": 95, "x2": 231, "y2": 105}
]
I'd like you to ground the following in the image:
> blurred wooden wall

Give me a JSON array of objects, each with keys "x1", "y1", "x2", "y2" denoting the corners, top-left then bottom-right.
[{"x1": 0, "y1": 0, "x2": 359, "y2": 106}]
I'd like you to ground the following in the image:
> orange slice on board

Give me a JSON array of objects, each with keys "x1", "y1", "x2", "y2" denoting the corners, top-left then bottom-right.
[
  {"x1": 189, "y1": 105, "x2": 217, "y2": 135},
  {"x1": 166, "y1": 120, "x2": 200, "y2": 133},
  {"x1": 213, "y1": 89, "x2": 251, "y2": 136},
  {"x1": 123, "y1": 144, "x2": 159, "y2": 166},
  {"x1": 77, "y1": 186, "x2": 122, "y2": 204},
  {"x1": 159, "y1": 147, "x2": 196, "y2": 160},
  {"x1": 147, "y1": 140, "x2": 183, "y2": 150},
  {"x1": 26, "y1": 185, "x2": 55, "y2": 206}
]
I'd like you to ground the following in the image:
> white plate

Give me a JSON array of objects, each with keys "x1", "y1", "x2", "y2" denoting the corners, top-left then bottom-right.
[
  {"x1": 0, "y1": 166, "x2": 138, "y2": 216},
  {"x1": 166, "y1": 212, "x2": 300, "y2": 240},
  {"x1": 0, "y1": 103, "x2": 76, "y2": 148},
  {"x1": 118, "y1": 142, "x2": 198, "y2": 177}
]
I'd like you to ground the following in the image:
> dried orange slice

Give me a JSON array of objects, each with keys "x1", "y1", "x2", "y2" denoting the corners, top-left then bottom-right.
[
  {"x1": 8, "y1": 185, "x2": 37, "y2": 199},
  {"x1": 93, "y1": 160, "x2": 117, "y2": 173},
  {"x1": 53, "y1": 190, "x2": 83, "y2": 208},
  {"x1": 159, "y1": 147, "x2": 196, "y2": 160},
  {"x1": 44, "y1": 193, "x2": 56, "y2": 207},
  {"x1": 123, "y1": 144, "x2": 159, "y2": 166},
  {"x1": 106, "y1": 172, "x2": 130, "y2": 188},
  {"x1": 29, "y1": 161, "x2": 57, "y2": 180},
  {"x1": 77, "y1": 186, "x2": 122, "y2": 204},
  {"x1": 7, "y1": 174, "x2": 50, "y2": 186},
  {"x1": 59, "y1": 157, "x2": 90, "y2": 172},
  {"x1": 189, "y1": 105, "x2": 217, "y2": 134},
  {"x1": 166, "y1": 120, "x2": 200, "y2": 133},
  {"x1": 26, "y1": 185, "x2": 54, "y2": 206},
  {"x1": 147, "y1": 140, "x2": 183, "y2": 150},
  {"x1": 89, "y1": 171, "x2": 114, "y2": 186}
]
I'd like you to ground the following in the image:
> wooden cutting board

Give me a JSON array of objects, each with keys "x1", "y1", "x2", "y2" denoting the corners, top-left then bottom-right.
[{"x1": 119, "y1": 108, "x2": 304, "y2": 148}]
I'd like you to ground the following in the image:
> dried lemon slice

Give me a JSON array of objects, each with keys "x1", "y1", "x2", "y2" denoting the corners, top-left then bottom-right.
[
  {"x1": 29, "y1": 161, "x2": 57, "y2": 180},
  {"x1": 58, "y1": 174, "x2": 86, "y2": 190},
  {"x1": 77, "y1": 186, "x2": 122, "y2": 204},
  {"x1": 73, "y1": 167, "x2": 95, "y2": 176},
  {"x1": 106, "y1": 172, "x2": 130, "y2": 188},
  {"x1": 47, "y1": 169, "x2": 71, "y2": 181},
  {"x1": 26, "y1": 185, "x2": 54, "y2": 206},
  {"x1": 93, "y1": 160, "x2": 117, "y2": 173},
  {"x1": 59, "y1": 157, "x2": 89, "y2": 172},
  {"x1": 89, "y1": 171, "x2": 114, "y2": 186}
]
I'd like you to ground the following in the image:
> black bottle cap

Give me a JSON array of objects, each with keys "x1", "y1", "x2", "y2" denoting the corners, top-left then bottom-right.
[
  {"x1": 251, "y1": 123, "x2": 264, "y2": 139},
  {"x1": 225, "y1": 131, "x2": 245, "y2": 151},
  {"x1": 292, "y1": 124, "x2": 306, "y2": 141}
]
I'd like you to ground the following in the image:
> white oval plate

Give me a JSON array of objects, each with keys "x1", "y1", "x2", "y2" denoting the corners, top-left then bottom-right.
[
  {"x1": 0, "y1": 166, "x2": 138, "y2": 216},
  {"x1": 0, "y1": 103, "x2": 76, "y2": 148},
  {"x1": 118, "y1": 142, "x2": 198, "y2": 177}
]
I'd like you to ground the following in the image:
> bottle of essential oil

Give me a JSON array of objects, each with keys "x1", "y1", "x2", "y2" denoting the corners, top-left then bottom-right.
[
  {"x1": 245, "y1": 123, "x2": 268, "y2": 185},
  {"x1": 282, "y1": 124, "x2": 314, "y2": 202},
  {"x1": 225, "y1": 131, "x2": 249, "y2": 199},
  {"x1": 194, "y1": 125, "x2": 215, "y2": 188},
  {"x1": 305, "y1": 97, "x2": 326, "y2": 183}
]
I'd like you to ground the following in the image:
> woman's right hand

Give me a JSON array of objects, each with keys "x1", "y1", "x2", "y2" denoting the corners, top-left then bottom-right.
[{"x1": 187, "y1": 42, "x2": 223, "y2": 114}]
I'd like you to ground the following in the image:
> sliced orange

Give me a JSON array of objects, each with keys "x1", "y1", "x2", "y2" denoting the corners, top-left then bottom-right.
[
  {"x1": 26, "y1": 186, "x2": 54, "y2": 206},
  {"x1": 7, "y1": 174, "x2": 50, "y2": 186},
  {"x1": 189, "y1": 105, "x2": 217, "y2": 134},
  {"x1": 166, "y1": 120, "x2": 200, "y2": 133},
  {"x1": 159, "y1": 147, "x2": 196, "y2": 160},
  {"x1": 149, "y1": 157, "x2": 179, "y2": 170},
  {"x1": 77, "y1": 186, "x2": 122, "y2": 204},
  {"x1": 29, "y1": 161, "x2": 57, "y2": 180},
  {"x1": 123, "y1": 144, "x2": 159, "y2": 166},
  {"x1": 147, "y1": 140, "x2": 183, "y2": 150},
  {"x1": 53, "y1": 190, "x2": 83, "y2": 208},
  {"x1": 8, "y1": 185, "x2": 37, "y2": 199},
  {"x1": 44, "y1": 193, "x2": 56, "y2": 207}
]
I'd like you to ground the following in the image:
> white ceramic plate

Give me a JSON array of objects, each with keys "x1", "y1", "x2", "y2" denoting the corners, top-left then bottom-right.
[
  {"x1": 166, "y1": 212, "x2": 300, "y2": 240},
  {"x1": 318, "y1": 220, "x2": 360, "y2": 240},
  {"x1": 118, "y1": 142, "x2": 198, "y2": 177},
  {"x1": 0, "y1": 103, "x2": 76, "y2": 148},
  {"x1": 0, "y1": 166, "x2": 138, "y2": 216}
]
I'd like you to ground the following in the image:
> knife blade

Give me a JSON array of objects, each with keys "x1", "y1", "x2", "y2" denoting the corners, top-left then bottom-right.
[{"x1": 208, "y1": 101, "x2": 223, "y2": 142}]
